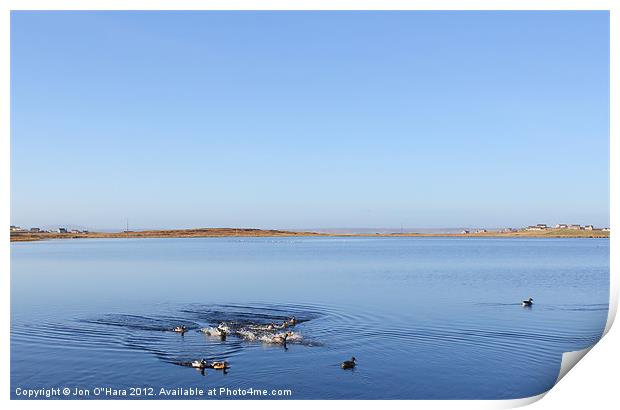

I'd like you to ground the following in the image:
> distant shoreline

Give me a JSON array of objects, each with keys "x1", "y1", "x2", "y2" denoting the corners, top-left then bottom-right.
[{"x1": 9, "y1": 227, "x2": 610, "y2": 242}]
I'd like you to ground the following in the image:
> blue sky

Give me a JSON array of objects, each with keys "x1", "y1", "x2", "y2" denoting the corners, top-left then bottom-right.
[{"x1": 10, "y1": 11, "x2": 609, "y2": 230}]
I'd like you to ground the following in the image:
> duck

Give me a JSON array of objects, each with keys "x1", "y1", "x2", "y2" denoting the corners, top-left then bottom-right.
[
  {"x1": 210, "y1": 361, "x2": 229, "y2": 370},
  {"x1": 341, "y1": 357, "x2": 356, "y2": 369},
  {"x1": 522, "y1": 297, "x2": 534, "y2": 306},
  {"x1": 216, "y1": 326, "x2": 227, "y2": 340},
  {"x1": 249, "y1": 323, "x2": 275, "y2": 331},
  {"x1": 173, "y1": 325, "x2": 187, "y2": 333},
  {"x1": 271, "y1": 331, "x2": 293, "y2": 344},
  {"x1": 201, "y1": 326, "x2": 227, "y2": 339},
  {"x1": 288, "y1": 317, "x2": 297, "y2": 326},
  {"x1": 191, "y1": 359, "x2": 208, "y2": 369},
  {"x1": 217, "y1": 323, "x2": 231, "y2": 333},
  {"x1": 272, "y1": 321, "x2": 289, "y2": 329}
]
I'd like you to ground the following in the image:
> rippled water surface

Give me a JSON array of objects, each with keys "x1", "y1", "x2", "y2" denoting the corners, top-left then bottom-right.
[{"x1": 11, "y1": 237, "x2": 609, "y2": 399}]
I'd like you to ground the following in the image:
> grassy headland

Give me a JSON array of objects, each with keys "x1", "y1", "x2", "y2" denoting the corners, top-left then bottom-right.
[
  {"x1": 10, "y1": 227, "x2": 609, "y2": 242},
  {"x1": 9, "y1": 228, "x2": 323, "y2": 242}
]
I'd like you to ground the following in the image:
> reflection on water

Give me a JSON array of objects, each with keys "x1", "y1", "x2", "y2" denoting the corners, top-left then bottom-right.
[{"x1": 11, "y1": 237, "x2": 609, "y2": 399}]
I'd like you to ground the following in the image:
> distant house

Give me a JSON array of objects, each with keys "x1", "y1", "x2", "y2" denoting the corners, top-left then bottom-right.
[
  {"x1": 476, "y1": 229, "x2": 487, "y2": 233},
  {"x1": 10, "y1": 225, "x2": 24, "y2": 232},
  {"x1": 30, "y1": 227, "x2": 40, "y2": 232},
  {"x1": 57, "y1": 227, "x2": 67, "y2": 233},
  {"x1": 602, "y1": 227, "x2": 610, "y2": 232},
  {"x1": 584, "y1": 225, "x2": 594, "y2": 231},
  {"x1": 526, "y1": 224, "x2": 548, "y2": 231},
  {"x1": 501, "y1": 228, "x2": 516, "y2": 233},
  {"x1": 460, "y1": 230, "x2": 470, "y2": 234},
  {"x1": 567, "y1": 224, "x2": 582, "y2": 230},
  {"x1": 555, "y1": 224, "x2": 568, "y2": 229},
  {"x1": 70, "y1": 229, "x2": 81, "y2": 233}
]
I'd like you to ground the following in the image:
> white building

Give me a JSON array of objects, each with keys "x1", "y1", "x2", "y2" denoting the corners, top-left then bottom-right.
[{"x1": 526, "y1": 224, "x2": 548, "y2": 231}]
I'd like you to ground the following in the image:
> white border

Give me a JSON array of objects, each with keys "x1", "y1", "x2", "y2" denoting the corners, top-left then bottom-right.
[{"x1": 1, "y1": 1, "x2": 616, "y2": 409}]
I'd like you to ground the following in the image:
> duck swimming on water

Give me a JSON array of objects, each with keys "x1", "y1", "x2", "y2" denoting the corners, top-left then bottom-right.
[
  {"x1": 173, "y1": 325, "x2": 187, "y2": 333},
  {"x1": 271, "y1": 320, "x2": 288, "y2": 329},
  {"x1": 250, "y1": 323, "x2": 275, "y2": 331},
  {"x1": 210, "y1": 361, "x2": 229, "y2": 370},
  {"x1": 341, "y1": 357, "x2": 356, "y2": 369},
  {"x1": 201, "y1": 326, "x2": 227, "y2": 339},
  {"x1": 522, "y1": 297, "x2": 534, "y2": 306},
  {"x1": 191, "y1": 359, "x2": 208, "y2": 369},
  {"x1": 216, "y1": 326, "x2": 227, "y2": 340},
  {"x1": 271, "y1": 331, "x2": 293, "y2": 345}
]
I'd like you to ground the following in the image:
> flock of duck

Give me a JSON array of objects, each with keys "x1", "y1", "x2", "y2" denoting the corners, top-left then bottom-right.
[
  {"x1": 169, "y1": 298, "x2": 534, "y2": 374},
  {"x1": 171, "y1": 316, "x2": 358, "y2": 372}
]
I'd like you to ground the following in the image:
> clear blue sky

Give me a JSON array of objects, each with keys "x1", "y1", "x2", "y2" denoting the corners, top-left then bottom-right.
[{"x1": 10, "y1": 11, "x2": 609, "y2": 230}]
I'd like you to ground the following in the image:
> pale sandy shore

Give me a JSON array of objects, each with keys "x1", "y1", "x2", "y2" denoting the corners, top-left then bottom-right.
[{"x1": 10, "y1": 227, "x2": 609, "y2": 242}]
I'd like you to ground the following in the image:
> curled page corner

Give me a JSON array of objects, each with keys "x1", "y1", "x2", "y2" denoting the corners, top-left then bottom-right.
[
  {"x1": 555, "y1": 347, "x2": 594, "y2": 384},
  {"x1": 495, "y1": 392, "x2": 547, "y2": 409}
]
